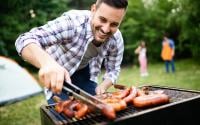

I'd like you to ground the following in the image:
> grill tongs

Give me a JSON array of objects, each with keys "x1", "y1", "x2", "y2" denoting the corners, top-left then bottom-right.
[{"x1": 62, "y1": 81, "x2": 116, "y2": 120}]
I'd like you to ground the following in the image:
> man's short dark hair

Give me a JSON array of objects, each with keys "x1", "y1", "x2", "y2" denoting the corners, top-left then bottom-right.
[{"x1": 96, "y1": 0, "x2": 128, "y2": 9}]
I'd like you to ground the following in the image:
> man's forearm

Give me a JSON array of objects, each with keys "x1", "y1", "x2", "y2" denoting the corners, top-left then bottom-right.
[
  {"x1": 95, "y1": 78, "x2": 113, "y2": 95},
  {"x1": 21, "y1": 43, "x2": 55, "y2": 68},
  {"x1": 101, "y1": 78, "x2": 113, "y2": 89}
]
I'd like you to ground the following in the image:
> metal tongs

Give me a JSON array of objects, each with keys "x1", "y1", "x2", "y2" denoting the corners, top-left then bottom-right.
[
  {"x1": 113, "y1": 84, "x2": 127, "y2": 90},
  {"x1": 63, "y1": 81, "x2": 126, "y2": 103},
  {"x1": 62, "y1": 81, "x2": 105, "y2": 112}
]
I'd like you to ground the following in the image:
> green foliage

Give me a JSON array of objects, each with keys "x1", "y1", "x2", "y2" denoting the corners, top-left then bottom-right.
[
  {"x1": 0, "y1": 0, "x2": 71, "y2": 65},
  {"x1": 120, "y1": 0, "x2": 200, "y2": 64},
  {"x1": 68, "y1": 0, "x2": 95, "y2": 9},
  {"x1": 176, "y1": 0, "x2": 200, "y2": 61}
]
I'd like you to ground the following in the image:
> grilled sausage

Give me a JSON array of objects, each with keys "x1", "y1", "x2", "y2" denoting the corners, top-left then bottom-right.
[
  {"x1": 98, "y1": 104, "x2": 116, "y2": 120},
  {"x1": 64, "y1": 100, "x2": 88, "y2": 119},
  {"x1": 102, "y1": 98, "x2": 127, "y2": 111},
  {"x1": 62, "y1": 100, "x2": 78, "y2": 118},
  {"x1": 74, "y1": 102, "x2": 88, "y2": 119},
  {"x1": 137, "y1": 86, "x2": 165, "y2": 97},
  {"x1": 55, "y1": 100, "x2": 72, "y2": 113},
  {"x1": 136, "y1": 89, "x2": 146, "y2": 96},
  {"x1": 95, "y1": 88, "x2": 130, "y2": 100},
  {"x1": 63, "y1": 107, "x2": 75, "y2": 118},
  {"x1": 111, "y1": 88, "x2": 131, "y2": 99},
  {"x1": 123, "y1": 86, "x2": 137, "y2": 103},
  {"x1": 133, "y1": 93, "x2": 169, "y2": 108}
]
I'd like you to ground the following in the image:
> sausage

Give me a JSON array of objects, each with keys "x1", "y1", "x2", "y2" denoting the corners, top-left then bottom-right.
[
  {"x1": 137, "y1": 88, "x2": 165, "y2": 97},
  {"x1": 74, "y1": 102, "x2": 88, "y2": 119},
  {"x1": 55, "y1": 100, "x2": 72, "y2": 113},
  {"x1": 136, "y1": 87, "x2": 151, "y2": 96},
  {"x1": 118, "y1": 99, "x2": 127, "y2": 110},
  {"x1": 63, "y1": 107, "x2": 75, "y2": 118},
  {"x1": 111, "y1": 88, "x2": 131, "y2": 99},
  {"x1": 102, "y1": 98, "x2": 127, "y2": 111},
  {"x1": 123, "y1": 86, "x2": 137, "y2": 103},
  {"x1": 136, "y1": 89, "x2": 146, "y2": 96},
  {"x1": 62, "y1": 100, "x2": 78, "y2": 118},
  {"x1": 98, "y1": 104, "x2": 116, "y2": 120},
  {"x1": 54, "y1": 98, "x2": 88, "y2": 119},
  {"x1": 53, "y1": 96, "x2": 73, "y2": 113},
  {"x1": 64, "y1": 100, "x2": 88, "y2": 119},
  {"x1": 95, "y1": 88, "x2": 130, "y2": 100},
  {"x1": 133, "y1": 93, "x2": 170, "y2": 108}
]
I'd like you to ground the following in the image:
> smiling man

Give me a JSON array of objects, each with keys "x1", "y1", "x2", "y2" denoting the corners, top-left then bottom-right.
[{"x1": 15, "y1": 0, "x2": 128, "y2": 104}]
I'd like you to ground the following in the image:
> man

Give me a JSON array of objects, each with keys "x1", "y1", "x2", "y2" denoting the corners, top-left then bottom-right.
[
  {"x1": 161, "y1": 34, "x2": 176, "y2": 73},
  {"x1": 15, "y1": 0, "x2": 128, "y2": 104}
]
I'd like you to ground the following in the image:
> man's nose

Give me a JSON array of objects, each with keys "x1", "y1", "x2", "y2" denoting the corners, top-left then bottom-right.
[{"x1": 101, "y1": 24, "x2": 110, "y2": 34}]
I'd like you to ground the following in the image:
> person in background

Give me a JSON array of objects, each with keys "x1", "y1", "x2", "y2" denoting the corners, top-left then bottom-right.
[
  {"x1": 161, "y1": 33, "x2": 175, "y2": 73},
  {"x1": 135, "y1": 40, "x2": 149, "y2": 77},
  {"x1": 15, "y1": 0, "x2": 128, "y2": 104}
]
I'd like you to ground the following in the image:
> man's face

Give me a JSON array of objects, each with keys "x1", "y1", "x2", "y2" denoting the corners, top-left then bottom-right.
[{"x1": 90, "y1": 3, "x2": 126, "y2": 44}]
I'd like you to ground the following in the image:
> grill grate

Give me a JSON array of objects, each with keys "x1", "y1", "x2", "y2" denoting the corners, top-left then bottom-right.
[
  {"x1": 40, "y1": 86, "x2": 200, "y2": 125},
  {"x1": 46, "y1": 104, "x2": 140, "y2": 125}
]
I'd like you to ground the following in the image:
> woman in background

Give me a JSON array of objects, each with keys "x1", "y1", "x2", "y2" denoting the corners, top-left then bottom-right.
[{"x1": 135, "y1": 41, "x2": 149, "y2": 77}]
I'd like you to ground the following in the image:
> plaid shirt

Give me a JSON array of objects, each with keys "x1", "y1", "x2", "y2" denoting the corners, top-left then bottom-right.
[{"x1": 15, "y1": 10, "x2": 124, "y2": 83}]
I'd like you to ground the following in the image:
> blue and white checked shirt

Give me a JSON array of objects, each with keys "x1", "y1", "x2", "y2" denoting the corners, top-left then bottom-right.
[{"x1": 15, "y1": 10, "x2": 124, "y2": 83}]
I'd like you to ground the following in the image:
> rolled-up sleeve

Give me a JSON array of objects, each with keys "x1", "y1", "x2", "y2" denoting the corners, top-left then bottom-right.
[{"x1": 15, "y1": 31, "x2": 42, "y2": 55}]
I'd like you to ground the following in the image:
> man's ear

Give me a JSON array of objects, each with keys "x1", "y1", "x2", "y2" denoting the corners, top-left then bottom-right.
[{"x1": 91, "y1": 4, "x2": 96, "y2": 12}]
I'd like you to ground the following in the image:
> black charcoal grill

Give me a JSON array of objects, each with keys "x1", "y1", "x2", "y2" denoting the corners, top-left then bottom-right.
[{"x1": 40, "y1": 85, "x2": 200, "y2": 125}]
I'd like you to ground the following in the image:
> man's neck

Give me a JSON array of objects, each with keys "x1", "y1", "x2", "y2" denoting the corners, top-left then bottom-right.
[{"x1": 92, "y1": 40, "x2": 102, "y2": 47}]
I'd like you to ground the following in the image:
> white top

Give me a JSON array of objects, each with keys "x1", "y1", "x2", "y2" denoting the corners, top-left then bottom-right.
[{"x1": 138, "y1": 48, "x2": 147, "y2": 60}]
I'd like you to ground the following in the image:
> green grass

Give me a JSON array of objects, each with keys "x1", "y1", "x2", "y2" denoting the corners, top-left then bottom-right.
[
  {"x1": 0, "y1": 95, "x2": 46, "y2": 125},
  {"x1": 0, "y1": 59, "x2": 200, "y2": 125}
]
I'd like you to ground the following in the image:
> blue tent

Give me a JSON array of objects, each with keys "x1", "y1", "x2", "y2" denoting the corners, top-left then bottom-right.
[{"x1": 0, "y1": 56, "x2": 43, "y2": 106}]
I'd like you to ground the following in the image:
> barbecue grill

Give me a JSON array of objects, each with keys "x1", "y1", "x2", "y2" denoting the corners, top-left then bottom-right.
[{"x1": 40, "y1": 85, "x2": 200, "y2": 125}]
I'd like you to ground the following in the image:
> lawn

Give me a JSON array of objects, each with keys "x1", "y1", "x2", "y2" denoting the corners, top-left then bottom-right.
[{"x1": 0, "y1": 59, "x2": 200, "y2": 125}]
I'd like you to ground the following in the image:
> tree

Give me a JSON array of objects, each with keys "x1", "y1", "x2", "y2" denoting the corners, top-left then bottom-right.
[{"x1": 0, "y1": 0, "x2": 70, "y2": 66}]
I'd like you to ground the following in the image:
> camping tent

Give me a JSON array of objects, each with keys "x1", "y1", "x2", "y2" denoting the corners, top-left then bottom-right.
[{"x1": 0, "y1": 56, "x2": 42, "y2": 106}]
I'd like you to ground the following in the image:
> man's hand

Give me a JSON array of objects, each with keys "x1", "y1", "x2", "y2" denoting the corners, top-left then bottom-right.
[
  {"x1": 21, "y1": 43, "x2": 71, "y2": 94},
  {"x1": 95, "y1": 79, "x2": 113, "y2": 95},
  {"x1": 39, "y1": 61, "x2": 71, "y2": 94}
]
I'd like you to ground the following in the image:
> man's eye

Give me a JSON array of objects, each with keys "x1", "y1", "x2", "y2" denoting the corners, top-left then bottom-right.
[
  {"x1": 111, "y1": 23, "x2": 118, "y2": 27},
  {"x1": 100, "y1": 17, "x2": 107, "y2": 23}
]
